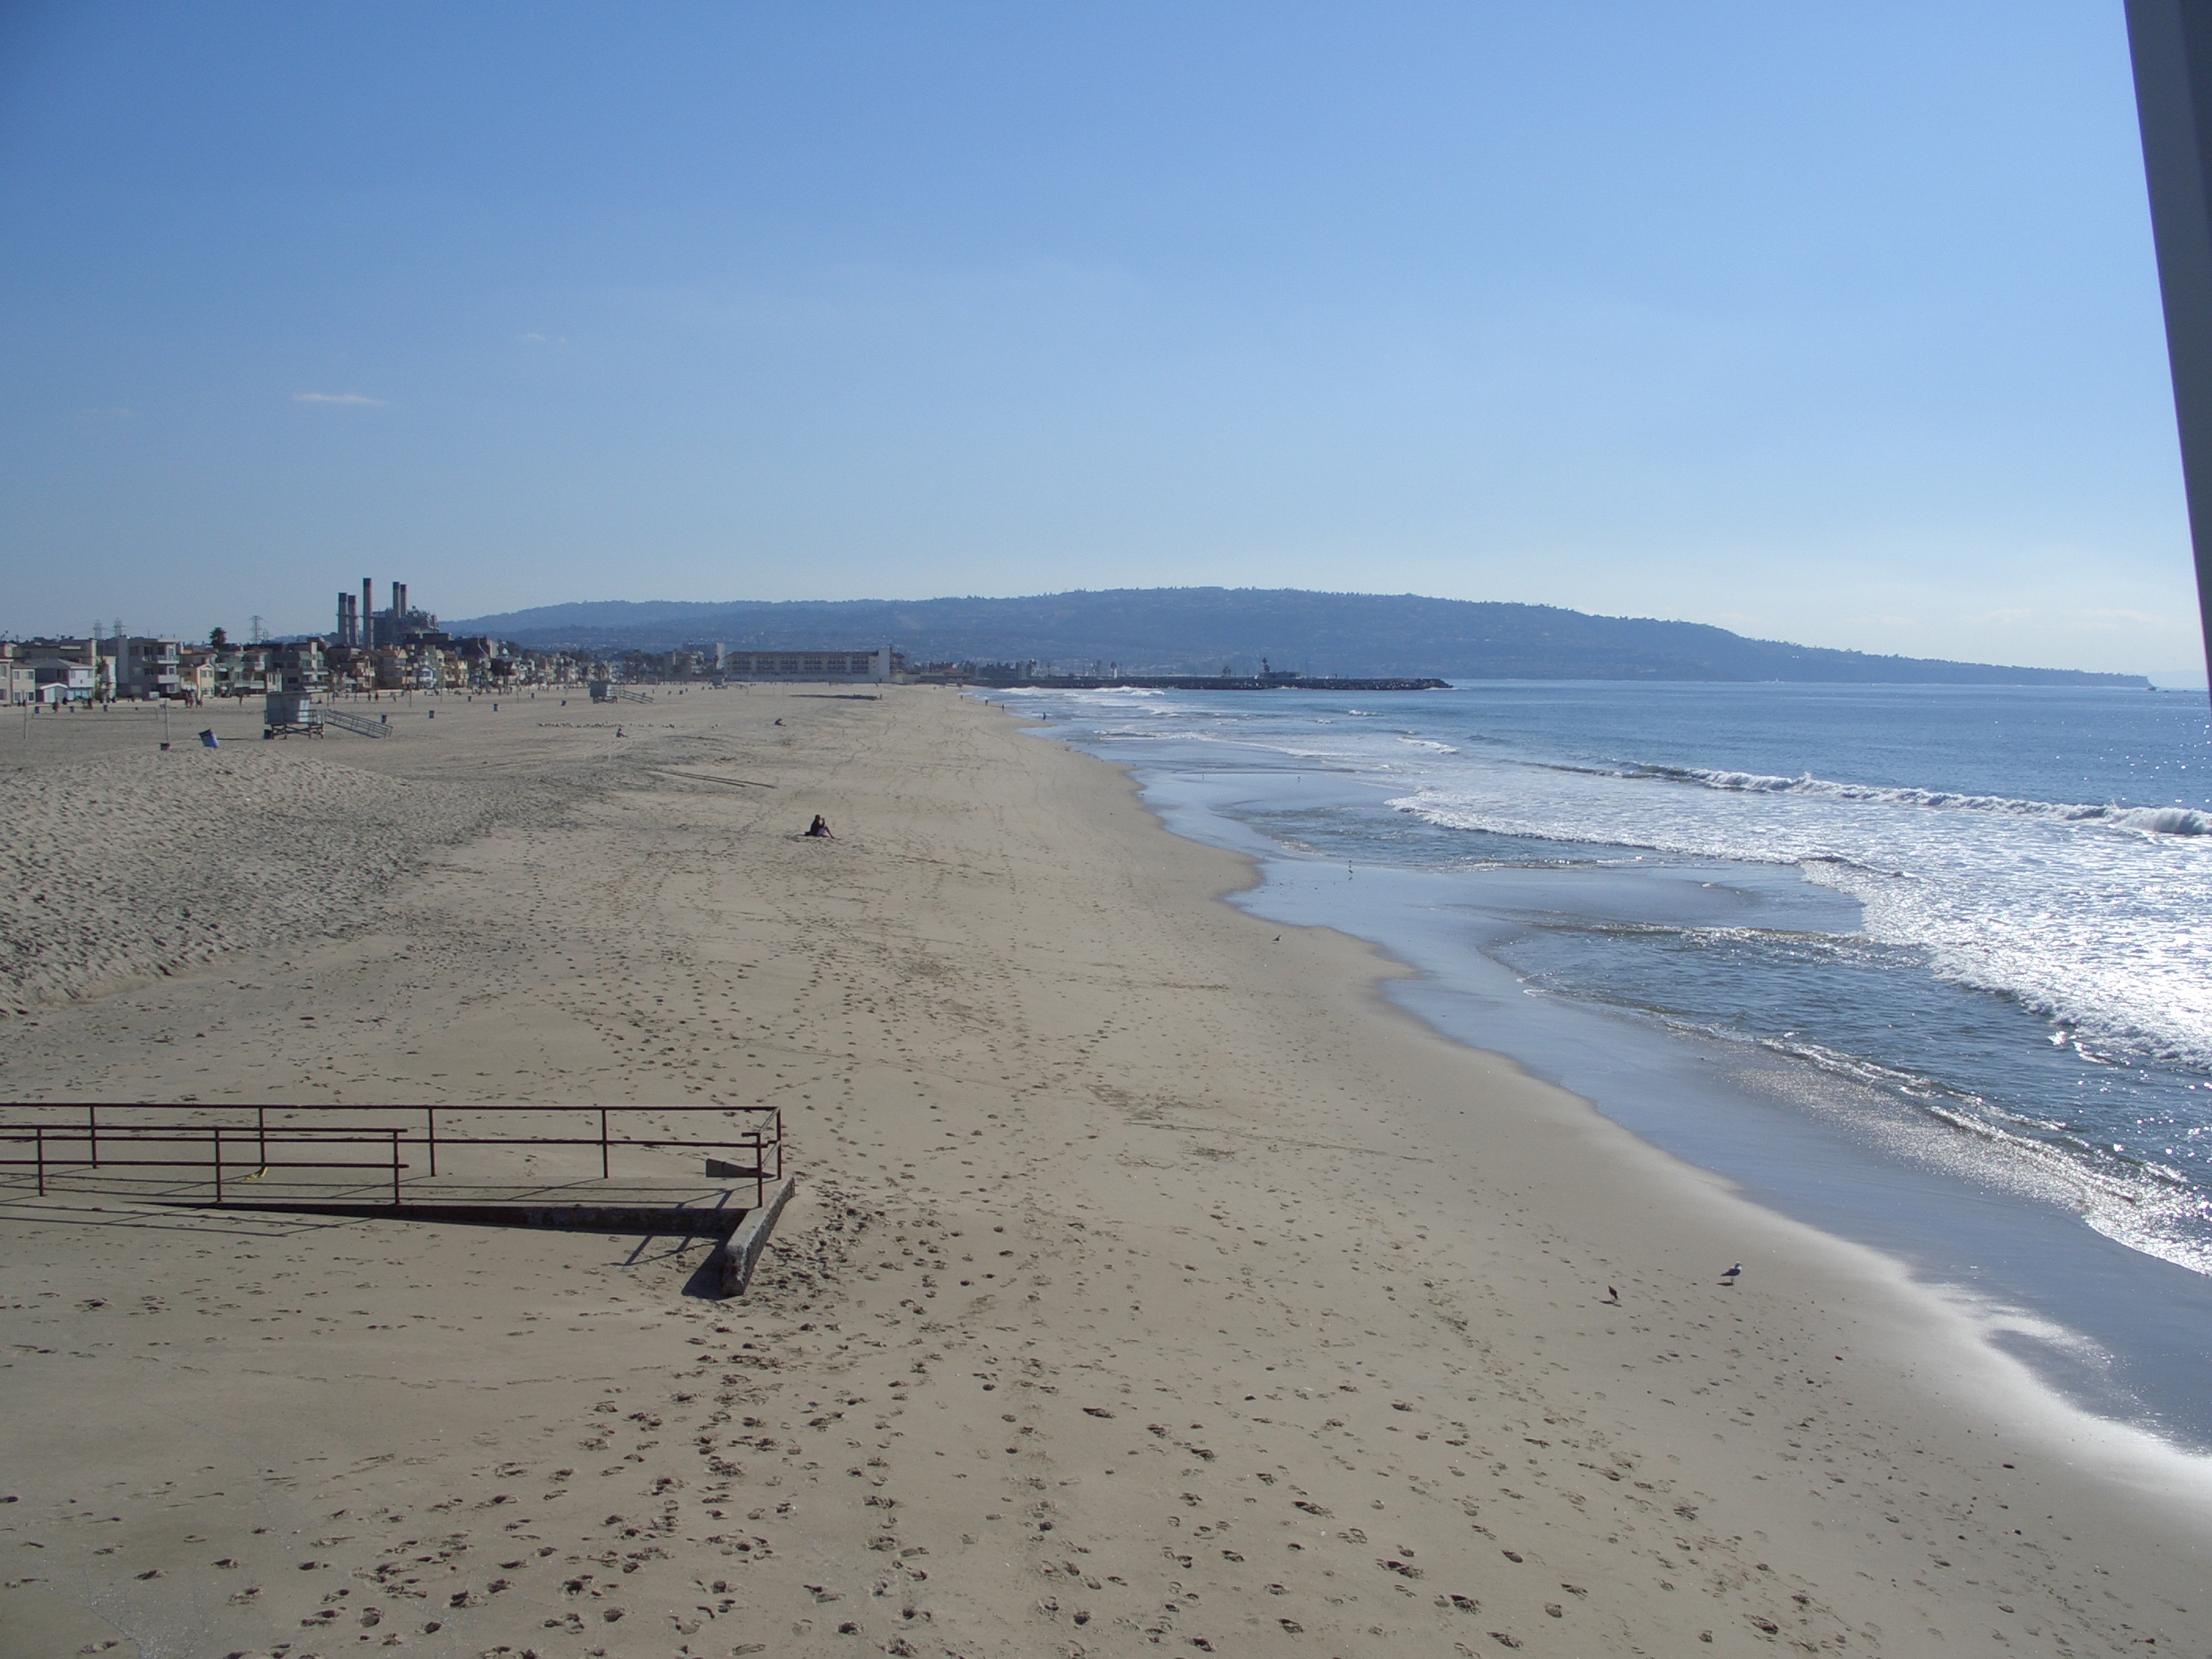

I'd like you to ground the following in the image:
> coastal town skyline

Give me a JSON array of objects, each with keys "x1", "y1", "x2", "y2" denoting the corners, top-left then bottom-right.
[{"x1": 2, "y1": 575, "x2": 2176, "y2": 701}]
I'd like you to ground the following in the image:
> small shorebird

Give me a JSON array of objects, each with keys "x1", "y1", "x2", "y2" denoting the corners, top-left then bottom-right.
[
  {"x1": 1603, "y1": 1286, "x2": 1620, "y2": 1305},
  {"x1": 1720, "y1": 1262, "x2": 1742, "y2": 1284}
]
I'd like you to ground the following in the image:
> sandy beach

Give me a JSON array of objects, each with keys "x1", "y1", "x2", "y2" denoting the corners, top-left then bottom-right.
[{"x1": 3, "y1": 686, "x2": 2209, "y2": 1658}]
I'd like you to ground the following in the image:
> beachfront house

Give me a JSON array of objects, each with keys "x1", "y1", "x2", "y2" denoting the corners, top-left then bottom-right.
[
  {"x1": 104, "y1": 635, "x2": 183, "y2": 700},
  {"x1": 29, "y1": 657, "x2": 97, "y2": 704},
  {"x1": 49, "y1": 635, "x2": 188, "y2": 700},
  {"x1": 210, "y1": 647, "x2": 269, "y2": 700},
  {"x1": 15, "y1": 639, "x2": 100, "y2": 704},
  {"x1": 13, "y1": 635, "x2": 185, "y2": 701},
  {"x1": 268, "y1": 640, "x2": 328, "y2": 694},
  {"x1": 1, "y1": 644, "x2": 41, "y2": 705},
  {"x1": 320, "y1": 645, "x2": 370, "y2": 695},
  {"x1": 174, "y1": 648, "x2": 216, "y2": 701}
]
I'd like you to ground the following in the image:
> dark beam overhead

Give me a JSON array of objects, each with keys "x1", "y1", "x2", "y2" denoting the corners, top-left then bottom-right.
[{"x1": 2126, "y1": 0, "x2": 2212, "y2": 691}]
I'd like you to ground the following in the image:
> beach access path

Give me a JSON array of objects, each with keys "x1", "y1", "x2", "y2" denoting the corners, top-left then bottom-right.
[{"x1": 2, "y1": 685, "x2": 2207, "y2": 1657}]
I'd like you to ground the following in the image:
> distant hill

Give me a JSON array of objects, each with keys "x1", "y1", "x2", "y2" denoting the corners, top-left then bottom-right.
[{"x1": 447, "y1": 588, "x2": 2148, "y2": 687}]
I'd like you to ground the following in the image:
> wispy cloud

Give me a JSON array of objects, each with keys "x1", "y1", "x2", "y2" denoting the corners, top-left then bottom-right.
[{"x1": 293, "y1": 390, "x2": 386, "y2": 405}]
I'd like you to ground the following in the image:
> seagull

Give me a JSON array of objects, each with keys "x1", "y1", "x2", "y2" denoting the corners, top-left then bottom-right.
[
  {"x1": 1720, "y1": 1263, "x2": 1742, "y2": 1284},
  {"x1": 1603, "y1": 1286, "x2": 1620, "y2": 1305}
]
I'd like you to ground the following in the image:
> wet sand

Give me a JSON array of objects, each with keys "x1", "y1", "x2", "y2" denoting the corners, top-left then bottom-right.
[{"x1": 2, "y1": 686, "x2": 2208, "y2": 1657}]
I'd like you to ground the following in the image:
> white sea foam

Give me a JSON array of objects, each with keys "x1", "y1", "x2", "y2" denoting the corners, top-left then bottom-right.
[
  {"x1": 1638, "y1": 763, "x2": 2211, "y2": 836},
  {"x1": 1385, "y1": 754, "x2": 2212, "y2": 1074},
  {"x1": 1025, "y1": 678, "x2": 2212, "y2": 1152}
]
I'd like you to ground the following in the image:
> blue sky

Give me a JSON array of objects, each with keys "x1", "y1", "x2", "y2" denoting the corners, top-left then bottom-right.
[{"x1": 0, "y1": 2, "x2": 2201, "y2": 674}]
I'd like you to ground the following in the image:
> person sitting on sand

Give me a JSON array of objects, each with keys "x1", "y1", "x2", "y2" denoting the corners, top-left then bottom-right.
[{"x1": 805, "y1": 815, "x2": 834, "y2": 838}]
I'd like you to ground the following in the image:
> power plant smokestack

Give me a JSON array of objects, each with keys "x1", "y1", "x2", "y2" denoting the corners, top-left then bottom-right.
[
  {"x1": 392, "y1": 581, "x2": 408, "y2": 642},
  {"x1": 363, "y1": 579, "x2": 374, "y2": 648}
]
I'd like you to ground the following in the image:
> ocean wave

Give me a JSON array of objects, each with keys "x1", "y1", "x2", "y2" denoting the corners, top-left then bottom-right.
[
  {"x1": 1690, "y1": 1024, "x2": 2212, "y2": 1274},
  {"x1": 1386, "y1": 792, "x2": 1895, "y2": 871},
  {"x1": 1804, "y1": 859, "x2": 2212, "y2": 1074},
  {"x1": 1031, "y1": 687, "x2": 2212, "y2": 1291},
  {"x1": 1634, "y1": 764, "x2": 2210, "y2": 837}
]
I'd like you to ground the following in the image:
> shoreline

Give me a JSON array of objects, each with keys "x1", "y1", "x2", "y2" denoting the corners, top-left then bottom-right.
[
  {"x1": 1004, "y1": 702, "x2": 2212, "y2": 1489},
  {"x1": 2, "y1": 686, "x2": 2209, "y2": 1655},
  {"x1": 1106, "y1": 752, "x2": 2212, "y2": 1460}
]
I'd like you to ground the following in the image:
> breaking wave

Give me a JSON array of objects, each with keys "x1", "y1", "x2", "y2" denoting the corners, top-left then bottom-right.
[{"x1": 1635, "y1": 764, "x2": 2210, "y2": 837}]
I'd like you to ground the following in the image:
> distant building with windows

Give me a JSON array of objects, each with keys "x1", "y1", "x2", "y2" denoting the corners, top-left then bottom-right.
[
  {"x1": 267, "y1": 640, "x2": 328, "y2": 694},
  {"x1": 103, "y1": 635, "x2": 182, "y2": 700},
  {"x1": 211, "y1": 647, "x2": 270, "y2": 700},
  {"x1": 721, "y1": 646, "x2": 899, "y2": 683},
  {"x1": 9, "y1": 635, "x2": 184, "y2": 701},
  {"x1": 177, "y1": 648, "x2": 217, "y2": 699},
  {"x1": 26, "y1": 654, "x2": 97, "y2": 704},
  {"x1": 1, "y1": 644, "x2": 42, "y2": 705}
]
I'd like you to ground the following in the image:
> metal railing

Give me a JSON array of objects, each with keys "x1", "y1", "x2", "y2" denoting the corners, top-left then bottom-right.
[
  {"x1": 321, "y1": 707, "x2": 390, "y2": 738},
  {"x1": 13, "y1": 1120, "x2": 408, "y2": 1204},
  {"x1": 0, "y1": 1103, "x2": 782, "y2": 1208}
]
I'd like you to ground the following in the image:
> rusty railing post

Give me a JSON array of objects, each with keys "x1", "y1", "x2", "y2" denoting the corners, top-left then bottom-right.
[
  {"x1": 35, "y1": 1124, "x2": 46, "y2": 1196},
  {"x1": 427, "y1": 1106, "x2": 437, "y2": 1177},
  {"x1": 212, "y1": 1126, "x2": 223, "y2": 1203},
  {"x1": 600, "y1": 1108, "x2": 610, "y2": 1180},
  {"x1": 257, "y1": 1105, "x2": 266, "y2": 1169},
  {"x1": 88, "y1": 1104, "x2": 97, "y2": 1169},
  {"x1": 391, "y1": 1130, "x2": 401, "y2": 1207}
]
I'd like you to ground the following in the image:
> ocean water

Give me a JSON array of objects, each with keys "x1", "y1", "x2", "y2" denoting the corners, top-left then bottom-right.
[{"x1": 991, "y1": 680, "x2": 2212, "y2": 1448}]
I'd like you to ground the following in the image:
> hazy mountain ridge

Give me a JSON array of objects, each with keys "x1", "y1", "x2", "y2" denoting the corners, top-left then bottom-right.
[{"x1": 447, "y1": 588, "x2": 2148, "y2": 686}]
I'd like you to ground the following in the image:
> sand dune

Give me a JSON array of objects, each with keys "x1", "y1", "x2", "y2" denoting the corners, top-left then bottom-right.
[{"x1": 2, "y1": 687, "x2": 2207, "y2": 1657}]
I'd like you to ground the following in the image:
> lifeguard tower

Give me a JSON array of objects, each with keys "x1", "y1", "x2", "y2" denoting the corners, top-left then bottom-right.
[{"x1": 262, "y1": 688, "x2": 323, "y2": 738}]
